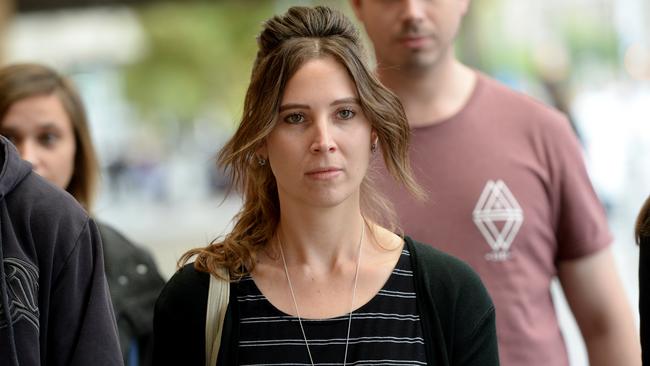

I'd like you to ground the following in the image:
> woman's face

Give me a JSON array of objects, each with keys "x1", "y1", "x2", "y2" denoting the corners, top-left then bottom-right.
[
  {"x1": 261, "y1": 56, "x2": 375, "y2": 209},
  {"x1": 1, "y1": 94, "x2": 76, "y2": 190}
]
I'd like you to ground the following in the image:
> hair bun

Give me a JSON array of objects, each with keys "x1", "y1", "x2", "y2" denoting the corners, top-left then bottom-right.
[{"x1": 257, "y1": 6, "x2": 359, "y2": 57}]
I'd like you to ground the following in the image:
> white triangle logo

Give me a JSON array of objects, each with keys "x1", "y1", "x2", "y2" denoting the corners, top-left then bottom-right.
[{"x1": 472, "y1": 180, "x2": 524, "y2": 261}]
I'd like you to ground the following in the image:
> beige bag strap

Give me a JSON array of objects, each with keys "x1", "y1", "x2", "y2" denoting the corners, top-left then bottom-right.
[{"x1": 205, "y1": 266, "x2": 230, "y2": 366}]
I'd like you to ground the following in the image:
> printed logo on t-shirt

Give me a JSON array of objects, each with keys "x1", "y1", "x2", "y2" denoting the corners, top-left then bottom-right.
[
  {"x1": 0, "y1": 258, "x2": 39, "y2": 330},
  {"x1": 473, "y1": 180, "x2": 524, "y2": 261}
]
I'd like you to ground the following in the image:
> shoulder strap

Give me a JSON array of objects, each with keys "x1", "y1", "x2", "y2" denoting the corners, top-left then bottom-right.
[{"x1": 205, "y1": 266, "x2": 230, "y2": 366}]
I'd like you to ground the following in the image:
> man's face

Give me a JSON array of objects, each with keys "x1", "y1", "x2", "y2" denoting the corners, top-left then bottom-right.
[{"x1": 352, "y1": 0, "x2": 470, "y2": 71}]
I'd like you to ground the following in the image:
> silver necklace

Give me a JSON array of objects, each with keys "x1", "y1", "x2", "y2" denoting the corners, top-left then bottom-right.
[{"x1": 277, "y1": 222, "x2": 364, "y2": 366}]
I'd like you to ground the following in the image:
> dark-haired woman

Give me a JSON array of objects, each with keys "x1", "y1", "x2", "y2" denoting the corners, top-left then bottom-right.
[{"x1": 0, "y1": 63, "x2": 165, "y2": 366}]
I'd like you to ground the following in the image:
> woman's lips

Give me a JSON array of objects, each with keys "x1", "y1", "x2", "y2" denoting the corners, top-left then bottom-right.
[{"x1": 305, "y1": 168, "x2": 342, "y2": 180}]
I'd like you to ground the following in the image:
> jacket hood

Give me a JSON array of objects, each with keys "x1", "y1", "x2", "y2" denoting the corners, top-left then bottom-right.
[
  {"x1": 0, "y1": 135, "x2": 33, "y2": 366},
  {"x1": 0, "y1": 136, "x2": 31, "y2": 201}
]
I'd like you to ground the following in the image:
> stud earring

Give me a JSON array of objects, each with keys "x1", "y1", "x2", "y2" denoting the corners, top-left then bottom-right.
[
  {"x1": 371, "y1": 141, "x2": 377, "y2": 153},
  {"x1": 257, "y1": 156, "x2": 267, "y2": 166}
]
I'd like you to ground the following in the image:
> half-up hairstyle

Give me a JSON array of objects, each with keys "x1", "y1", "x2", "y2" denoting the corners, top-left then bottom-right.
[{"x1": 180, "y1": 6, "x2": 424, "y2": 279}]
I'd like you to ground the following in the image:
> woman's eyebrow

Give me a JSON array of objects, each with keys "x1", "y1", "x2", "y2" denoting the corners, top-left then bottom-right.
[{"x1": 278, "y1": 103, "x2": 309, "y2": 112}]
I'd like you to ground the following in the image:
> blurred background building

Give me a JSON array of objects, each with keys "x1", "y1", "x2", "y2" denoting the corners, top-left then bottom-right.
[{"x1": 2, "y1": 1, "x2": 649, "y2": 364}]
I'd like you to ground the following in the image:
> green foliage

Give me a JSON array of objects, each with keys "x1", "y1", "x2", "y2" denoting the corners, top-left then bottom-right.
[
  {"x1": 456, "y1": 0, "x2": 535, "y2": 76},
  {"x1": 123, "y1": 1, "x2": 274, "y2": 129},
  {"x1": 457, "y1": 0, "x2": 619, "y2": 81},
  {"x1": 562, "y1": 15, "x2": 619, "y2": 66}
]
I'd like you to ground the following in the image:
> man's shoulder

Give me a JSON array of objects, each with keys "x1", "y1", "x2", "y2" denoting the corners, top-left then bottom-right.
[{"x1": 474, "y1": 71, "x2": 567, "y2": 124}]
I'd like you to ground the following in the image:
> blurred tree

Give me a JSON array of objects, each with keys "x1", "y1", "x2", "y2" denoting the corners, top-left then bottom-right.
[
  {"x1": 458, "y1": 0, "x2": 619, "y2": 81},
  {"x1": 457, "y1": 0, "x2": 534, "y2": 77},
  {"x1": 562, "y1": 13, "x2": 619, "y2": 70},
  {"x1": 123, "y1": 1, "x2": 274, "y2": 132},
  {"x1": 455, "y1": 0, "x2": 620, "y2": 142},
  {"x1": 16, "y1": 0, "x2": 157, "y2": 12},
  {"x1": 0, "y1": 0, "x2": 14, "y2": 63}
]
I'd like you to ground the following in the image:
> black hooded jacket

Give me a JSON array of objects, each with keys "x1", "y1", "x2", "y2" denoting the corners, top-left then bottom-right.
[{"x1": 0, "y1": 136, "x2": 123, "y2": 365}]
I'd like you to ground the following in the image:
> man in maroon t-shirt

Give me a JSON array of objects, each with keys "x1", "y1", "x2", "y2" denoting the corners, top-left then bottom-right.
[{"x1": 350, "y1": 1, "x2": 640, "y2": 365}]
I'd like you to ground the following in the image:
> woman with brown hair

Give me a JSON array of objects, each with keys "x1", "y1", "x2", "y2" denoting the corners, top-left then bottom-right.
[
  {"x1": 0, "y1": 63, "x2": 165, "y2": 366},
  {"x1": 637, "y1": 195, "x2": 650, "y2": 364},
  {"x1": 154, "y1": 6, "x2": 498, "y2": 366}
]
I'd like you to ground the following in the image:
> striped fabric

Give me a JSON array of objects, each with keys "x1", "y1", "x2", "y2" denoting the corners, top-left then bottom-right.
[{"x1": 236, "y1": 248, "x2": 427, "y2": 365}]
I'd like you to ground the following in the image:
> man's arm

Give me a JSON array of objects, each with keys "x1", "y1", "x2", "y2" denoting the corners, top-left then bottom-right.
[{"x1": 558, "y1": 247, "x2": 640, "y2": 366}]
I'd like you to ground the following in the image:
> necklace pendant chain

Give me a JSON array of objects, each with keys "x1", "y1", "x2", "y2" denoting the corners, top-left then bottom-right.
[{"x1": 277, "y1": 220, "x2": 365, "y2": 366}]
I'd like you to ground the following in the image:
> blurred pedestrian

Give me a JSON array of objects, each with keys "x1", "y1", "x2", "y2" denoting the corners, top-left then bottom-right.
[
  {"x1": 0, "y1": 63, "x2": 165, "y2": 366},
  {"x1": 350, "y1": 0, "x2": 641, "y2": 365},
  {"x1": 0, "y1": 135, "x2": 123, "y2": 365}
]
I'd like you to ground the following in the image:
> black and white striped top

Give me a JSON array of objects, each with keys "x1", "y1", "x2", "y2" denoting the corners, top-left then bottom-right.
[{"x1": 236, "y1": 248, "x2": 427, "y2": 366}]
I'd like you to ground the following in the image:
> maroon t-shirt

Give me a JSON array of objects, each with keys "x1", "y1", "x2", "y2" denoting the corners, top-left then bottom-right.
[{"x1": 375, "y1": 72, "x2": 611, "y2": 365}]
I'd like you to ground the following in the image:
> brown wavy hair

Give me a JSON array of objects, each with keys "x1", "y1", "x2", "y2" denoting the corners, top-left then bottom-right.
[
  {"x1": 180, "y1": 5, "x2": 424, "y2": 279},
  {"x1": 0, "y1": 63, "x2": 99, "y2": 209},
  {"x1": 637, "y1": 196, "x2": 650, "y2": 245}
]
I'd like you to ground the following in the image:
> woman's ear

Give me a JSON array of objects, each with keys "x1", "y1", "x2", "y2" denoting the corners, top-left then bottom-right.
[
  {"x1": 256, "y1": 143, "x2": 267, "y2": 159},
  {"x1": 255, "y1": 143, "x2": 268, "y2": 166},
  {"x1": 371, "y1": 130, "x2": 378, "y2": 153}
]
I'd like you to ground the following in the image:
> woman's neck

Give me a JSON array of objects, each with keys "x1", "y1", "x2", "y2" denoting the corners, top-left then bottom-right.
[{"x1": 275, "y1": 201, "x2": 366, "y2": 273}]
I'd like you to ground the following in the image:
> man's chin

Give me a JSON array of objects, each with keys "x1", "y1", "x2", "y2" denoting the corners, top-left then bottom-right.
[
  {"x1": 402, "y1": 53, "x2": 441, "y2": 71},
  {"x1": 375, "y1": 49, "x2": 440, "y2": 72}
]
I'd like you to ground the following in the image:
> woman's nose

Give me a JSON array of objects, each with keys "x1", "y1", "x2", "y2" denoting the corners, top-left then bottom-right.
[
  {"x1": 309, "y1": 119, "x2": 336, "y2": 153},
  {"x1": 17, "y1": 140, "x2": 42, "y2": 170}
]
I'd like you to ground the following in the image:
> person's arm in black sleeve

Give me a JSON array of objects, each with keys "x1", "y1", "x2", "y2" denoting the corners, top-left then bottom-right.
[
  {"x1": 48, "y1": 218, "x2": 123, "y2": 366},
  {"x1": 454, "y1": 301, "x2": 498, "y2": 365},
  {"x1": 451, "y1": 261, "x2": 499, "y2": 366},
  {"x1": 410, "y1": 240, "x2": 499, "y2": 365},
  {"x1": 153, "y1": 264, "x2": 209, "y2": 366}
]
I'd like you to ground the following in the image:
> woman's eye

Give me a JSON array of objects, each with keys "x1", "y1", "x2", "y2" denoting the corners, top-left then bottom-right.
[
  {"x1": 337, "y1": 109, "x2": 355, "y2": 120},
  {"x1": 39, "y1": 133, "x2": 59, "y2": 147},
  {"x1": 284, "y1": 113, "x2": 305, "y2": 124}
]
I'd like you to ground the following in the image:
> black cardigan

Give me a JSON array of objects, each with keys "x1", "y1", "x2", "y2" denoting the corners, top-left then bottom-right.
[{"x1": 153, "y1": 237, "x2": 499, "y2": 365}]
